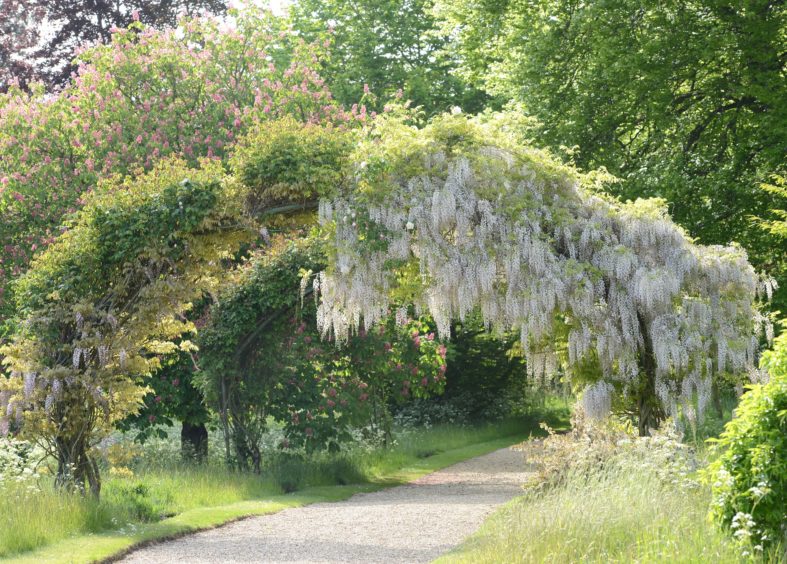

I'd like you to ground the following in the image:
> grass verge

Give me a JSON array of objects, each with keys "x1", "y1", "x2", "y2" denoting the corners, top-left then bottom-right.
[
  {"x1": 2, "y1": 416, "x2": 563, "y2": 563},
  {"x1": 435, "y1": 464, "x2": 743, "y2": 563}
]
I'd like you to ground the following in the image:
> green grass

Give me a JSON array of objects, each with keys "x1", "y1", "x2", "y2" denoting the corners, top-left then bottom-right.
[
  {"x1": 437, "y1": 464, "x2": 744, "y2": 564},
  {"x1": 1, "y1": 416, "x2": 561, "y2": 563}
]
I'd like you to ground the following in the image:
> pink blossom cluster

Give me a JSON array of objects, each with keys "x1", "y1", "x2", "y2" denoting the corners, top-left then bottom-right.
[{"x1": 0, "y1": 9, "x2": 362, "y2": 316}]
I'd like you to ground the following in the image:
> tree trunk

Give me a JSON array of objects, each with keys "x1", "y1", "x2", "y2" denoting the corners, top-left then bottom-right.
[
  {"x1": 711, "y1": 381, "x2": 725, "y2": 418},
  {"x1": 220, "y1": 375, "x2": 232, "y2": 466},
  {"x1": 637, "y1": 388, "x2": 661, "y2": 437},
  {"x1": 181, "y1": 421, "x2": 208, "y2": 462},
  {"x1": 55, "y1": 434, "x2": 101, "y2": 498},
  {"x1": 637, "y1": 312, "x2": 663, "y2": 436}
]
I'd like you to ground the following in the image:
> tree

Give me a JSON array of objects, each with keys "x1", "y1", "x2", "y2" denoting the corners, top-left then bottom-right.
[
  {"x1": 195, "y1": 118, "x2": 444, "y2": 469},
  {"x1": 314, "y1": 112, "x2": 772, "y2": 435},
  {"x1": 0, "y1": 0, "x2": 44, "y2": 92},
  {"x1": 115, "y1": 347, "x2": 212, "y2": 462},
  {"x1": 0, "y1": 158, "x2": 250, "y2": 495},
  {"x1": 290, "y1": 0, "x2": 488, "y2": 116},
  {"x1": 0, "y1": 0, "x2": 227, "y2": 90},
  {"x1": 433, "y1": 0, "x2": 787, "y2": 311},
  {"x1": 0, "y1": 8, "x2": 356, "y2": 448},
  {"x1": 0, "y1": 7, "x2": 345, "y2": 324}
]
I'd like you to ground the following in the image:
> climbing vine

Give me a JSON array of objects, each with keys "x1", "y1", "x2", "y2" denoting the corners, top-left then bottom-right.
[{"x1": 315, "y1": 113, "x2": 774, "y2": 434}]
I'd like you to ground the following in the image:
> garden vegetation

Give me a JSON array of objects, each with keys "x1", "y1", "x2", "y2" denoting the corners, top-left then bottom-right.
[{"x1": 0, "y1": 2, "x2": 785, "y2": 562}]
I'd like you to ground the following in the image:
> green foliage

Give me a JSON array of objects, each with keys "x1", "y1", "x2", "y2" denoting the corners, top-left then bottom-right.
[
  {"x1": 708, "y1": 330, "x2": 787, "y2": 555},
  {"x1": 441, "y1": 316, "x2": 529, "y2": 421},
  {"x1": 758, "y1": 175, "x2": 787, "y2": 242},
  {"x1": 197, "y1": 234, "x2": 448, "y2": 466},
  {"x1": 290, "y1": 0, "x2": 488, "y2": 116},
  {"x1": 116, "y1": 348, "x2": 211, "y2": 446},
  {"x1": 232, "y1": 117, "x2": 356, "y2": 213},
  {"x1": 0, "y1": 6, "x2": 345, "y2": 323},
  {"x1": 0, "y1": 158, "x2": 250, "y2": 492}
]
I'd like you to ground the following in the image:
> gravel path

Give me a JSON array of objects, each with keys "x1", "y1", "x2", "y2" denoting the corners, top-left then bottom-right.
[{"x1": 120, "y1": 447, "x2": 530, "y2": 564}]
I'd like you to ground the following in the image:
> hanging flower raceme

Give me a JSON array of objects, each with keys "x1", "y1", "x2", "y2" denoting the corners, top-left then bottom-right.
[{"x1": 314, "y1": 113, "x2": 774, "y2": 424}]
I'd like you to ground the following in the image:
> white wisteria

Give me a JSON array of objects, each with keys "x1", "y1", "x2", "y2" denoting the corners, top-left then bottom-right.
[{"x1": 315, "y1": 115, "x2": 773, "y2": 431}]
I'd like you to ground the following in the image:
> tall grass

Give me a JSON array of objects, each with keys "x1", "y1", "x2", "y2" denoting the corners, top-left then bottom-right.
[
  {"x1": 0, "y1": 467, "x2": 281, "y2": 557},
  {"x1": 0, "y1": 416, "x2": 546, "y2": 558},
  {"x1": 439, "y1": 464, "x2": 745, "y2": 563}
]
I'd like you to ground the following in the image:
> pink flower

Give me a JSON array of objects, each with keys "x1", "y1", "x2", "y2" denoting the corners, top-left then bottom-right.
[
  {"x1": 154, "y1": 395, "x2": 162, "y2": 403},
  {"x1": 420, "y1": 377, "x2": 428, "y2": 387},
  {"x1": 327, "y1": 399, "x2": 335, "y2": 408},
  {"x1": 359, "y1": 393, "x2": 368, "y2": 401},
  {"x1": 328, "y1": 388, "x2": 337, "y2": 397},
  {"x1": 305, "y1": 427, "x2": 314, "y2": 437}
]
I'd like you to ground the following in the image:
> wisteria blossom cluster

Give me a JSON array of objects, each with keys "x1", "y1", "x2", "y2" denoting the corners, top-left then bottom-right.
[{"x1": 316, "y1": 114, "x2": 774, "y2": 423}]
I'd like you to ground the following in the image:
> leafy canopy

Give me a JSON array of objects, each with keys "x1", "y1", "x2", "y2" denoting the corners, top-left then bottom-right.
[{"x1": 0, "y1": 7, "x2": 349, "y2": 323}]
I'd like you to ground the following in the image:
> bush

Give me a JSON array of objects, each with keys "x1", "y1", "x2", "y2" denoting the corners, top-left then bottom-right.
[
  {"x1": 708, "y1": 332, "x2": 787, "y2": 556},
  {"x1": 232, "y1": 117, "x2": 355, "y2": 212},
  {"x1": 0, "y1": 438, "x2": 44, "y2": 487},
  {"x1": 522, "y1": 410, "x2": 698, "y2": 492},
  {"x1": 393, "y1": 398, "x2": 472, "y2": 428}
]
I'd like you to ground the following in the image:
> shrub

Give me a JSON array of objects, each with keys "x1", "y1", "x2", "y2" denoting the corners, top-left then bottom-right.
[
  {"x1": 232, "y1": 117, "x2": 355, "y2": 213},
  {"x1": 0, "y1": 438, "x2": 44, "y2": 488},
  {"x1": 522, "y1": 410, "x2": 698, "y2": 492},
  {"x1": 708, "y1": 332, "x2": 787, "y2": 556}
]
